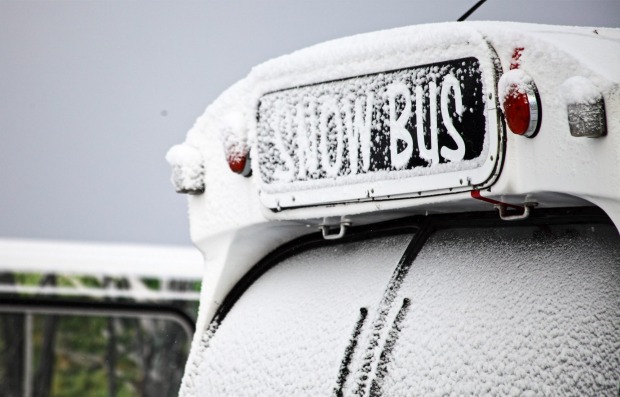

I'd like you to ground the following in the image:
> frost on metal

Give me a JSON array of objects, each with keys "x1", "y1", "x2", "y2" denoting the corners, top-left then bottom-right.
[
  {"x1": 560, "y1": 76, "x2": 607, "y2": 138},
  {"x1": 166, "y1": 144, "x2": 205, "y2": 194}
]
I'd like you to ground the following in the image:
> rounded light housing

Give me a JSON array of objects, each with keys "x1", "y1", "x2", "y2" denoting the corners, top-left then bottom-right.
[
  {"x1": 498, "y1": 70, "x2": 541, "y2": 138},
  {"x1": 227, "y1": 150, "x2": 252, "y2": 177}
]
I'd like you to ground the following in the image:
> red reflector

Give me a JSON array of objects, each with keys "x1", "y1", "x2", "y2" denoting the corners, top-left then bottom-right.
[
  {"x1": 503, "y1": 88, "x2": 531, "y2": 135},
  {"x1": 228, "y1": 154, "x2": 245, "y2": 173},
  {"x1": 498, "y1": 70, "x2": 541, "y2": 138},
  {"x1": 227, "y1": 151, "x2": 252, "y2": 177}
]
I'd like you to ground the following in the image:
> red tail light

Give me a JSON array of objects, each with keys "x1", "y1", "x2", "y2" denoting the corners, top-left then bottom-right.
[
  {"x1": 499, "y1": 70, "x2": 541, "y2": 138},
  {"x1": 503, "y1": 87, "x2": 535, "y2": 136},
  {"x1": 227, "y1": 150, "x2": 252, "y2": 177}
]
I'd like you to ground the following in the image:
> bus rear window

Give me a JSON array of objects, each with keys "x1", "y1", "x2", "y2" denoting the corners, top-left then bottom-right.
[{"x1": 186, "y1": 222, "x2": 619, "y2": 396}]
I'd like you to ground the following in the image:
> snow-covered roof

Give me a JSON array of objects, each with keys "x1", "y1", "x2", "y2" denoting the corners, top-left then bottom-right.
[
  {"x1": 169, "y1": 21, "x2": 620, "y2": 244},
  {"x1": 0, "y1": 238, "x2": 203, "y2": 301},
  {"x1": 171, "y1": 21, "x2": 620, "y2": 395},
  {"x1": 0, "y1": 238, "x2": 203, "y2": 279}
]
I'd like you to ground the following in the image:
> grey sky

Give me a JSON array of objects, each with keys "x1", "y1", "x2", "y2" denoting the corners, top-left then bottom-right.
[{"x1": 1, "y1": 1, "x2": 618, "y2": 246}]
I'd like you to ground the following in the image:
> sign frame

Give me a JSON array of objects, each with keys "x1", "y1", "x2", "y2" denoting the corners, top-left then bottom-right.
[{"x1": 255, "y1": 47, "x2": 504, "y2": 211}]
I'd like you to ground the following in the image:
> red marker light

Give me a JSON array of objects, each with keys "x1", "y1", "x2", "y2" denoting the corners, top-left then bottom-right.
[
  {"x1": 499, "y1": 70, "x2": 541, "y2": 138},
  {"x1": 227, "y1": 150, "x2": 252, "y2": 177},
  {"x1": 504, "y1": 88, "x2": 532, "y2": 136}
]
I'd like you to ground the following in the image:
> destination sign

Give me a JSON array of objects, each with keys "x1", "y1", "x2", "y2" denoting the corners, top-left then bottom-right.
[{"x1": 256, "y1": 57, "x2": 498, "y2": 209}]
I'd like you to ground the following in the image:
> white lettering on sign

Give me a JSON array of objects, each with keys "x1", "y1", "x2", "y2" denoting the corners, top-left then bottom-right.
[
  {"x1": 388, "y1": 83, "x2": 414, "y2": 170},
  {"x1": 346, "y1": 94, "x2": 374, "y2": 174},
  {"x1": 319, "y1": 97, "x2": 344, "y2": 178},
  {"x1": 272, "y1": 99, "x2": 295, "y2": 183},
  {"x1": 296, "y1": 102, "x2": 319, "y2": 180},
  {"x1": 270, "y1": 73, "x2": 467, "y2": 183},
  {"x1": 441, "y1": 75, "x2": 466, "y2": 162}
]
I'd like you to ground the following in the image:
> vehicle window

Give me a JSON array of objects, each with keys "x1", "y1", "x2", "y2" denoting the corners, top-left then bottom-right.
[
  {"x1": 187, "y1": 222, "x2": 619, "y2": 396},
  {"x1": 377, "y1": 223, "x2": 620, "y2": 396},
  {"x1": 0, "y1": 309, "x2": 191, "y2": 397},
  {"x1": 187, "y1": 233, "x2": 414, "y2": 396}
]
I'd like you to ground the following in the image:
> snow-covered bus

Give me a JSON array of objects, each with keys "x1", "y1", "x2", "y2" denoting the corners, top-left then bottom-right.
[{"x1": 168, "y1": 22, "x2": 620, "y2": 396}]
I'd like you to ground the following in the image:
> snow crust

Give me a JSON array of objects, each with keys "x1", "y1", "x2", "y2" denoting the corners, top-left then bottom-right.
[
  {"x1": 166, "y1": 144, "x2": 203, "y2": 167},
  {"x1": 182, "y1": 234, "x2": 413, "y2": 396},
  {"x1": 526, "y1": 29, "x2": 620, "y2": 84},
  {"x1": 560, "y1": 76, "x2": 603, "y2": 105},
  {"x1": 184, "y1": 224, "x2": 619, "y2": 396},
  {"x1": 166, "y1": 144, "x2": 205, "y2": 193},
  {"x1": 497, "y1": 69, "x2": 533, "y2": 105},
  {"x1": 381, "y1": 225, "x2": 620, "y2": 396}
]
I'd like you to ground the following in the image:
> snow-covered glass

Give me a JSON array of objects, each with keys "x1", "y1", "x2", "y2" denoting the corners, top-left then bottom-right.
[
  {"x1": 374, "y1": 224, "x2": 620, "y2": 396},
  {"x1": 190, "y1": 223, "x2": 619, "y2": 396},
  {"x1": 189, "y1": 233, "x2": 414, "y2": 396}
]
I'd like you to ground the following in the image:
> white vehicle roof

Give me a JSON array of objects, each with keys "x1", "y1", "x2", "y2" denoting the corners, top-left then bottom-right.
[
  {"x1": 0, "y1": 238, "x2": 203, "y2": 278},
  {"x1": 168, "y1": 21, "x2": 620, "y2": 355},
  {"x1": 0, "y1": 238, "x2": 203, "y2": 300},
  {"x1": 169, "y1": 21, "x2": 620, "y2": 243}
]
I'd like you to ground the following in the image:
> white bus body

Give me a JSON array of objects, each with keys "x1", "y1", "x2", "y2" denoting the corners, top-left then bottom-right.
[{"x1": 169, "y1": 22, "x2": 620, "y2": 396}]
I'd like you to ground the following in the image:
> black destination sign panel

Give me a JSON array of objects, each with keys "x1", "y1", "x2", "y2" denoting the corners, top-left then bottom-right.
[{"x1": 256, "y1": 57, "x2": 494, "y2": 208}]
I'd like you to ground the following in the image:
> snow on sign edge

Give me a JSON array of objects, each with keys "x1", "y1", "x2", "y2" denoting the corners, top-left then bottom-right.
[{"x1": 251, "y1": 24, "x2": 502, "y2": 210}]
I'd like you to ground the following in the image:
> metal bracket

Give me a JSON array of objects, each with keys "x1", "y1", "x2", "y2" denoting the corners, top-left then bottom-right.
[
  {"x1": 494, "y1": 202, "x2": 538, "y2": 221},
  {"x1": 471, "y1": 190, "x2": 539, "y2": 222},
  {"x1": 319, "y1": 218, "x2": 352, "y2": 240}
]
